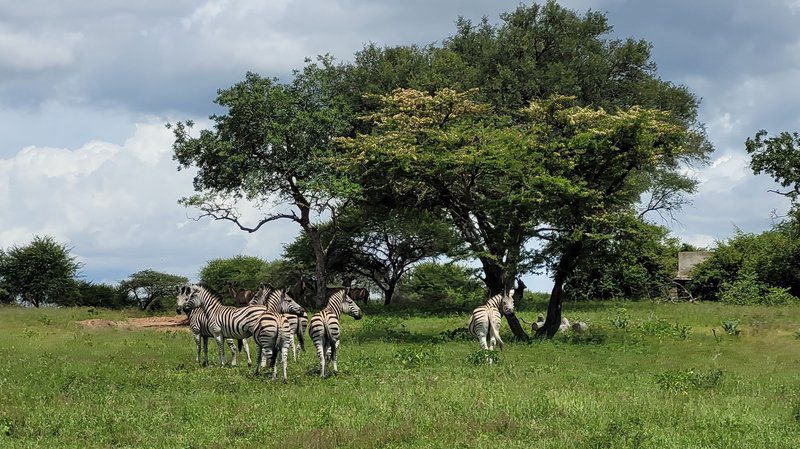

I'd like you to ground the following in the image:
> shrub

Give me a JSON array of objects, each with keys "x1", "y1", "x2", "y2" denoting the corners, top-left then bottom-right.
[
  {"x1": 394, "y1": 345, "x2": 440, "y2": 368},
  {"x1": 398, "y1": 262, "x2": 484, "y2": 308},
  {"x1": 721, "y1": 319, "x2": 741, "y2": 336},
  {"x1": 437, "y1": 327, "x2": 472, "y2": 342},
  {"x1": 718, "y1": 270, "x2": 800, "y2": 306},
  {"x1": 691, "y1": 227, "x2": 800, "y2": 301},
  {"x1": 609, "y1": 307, "x2": 629, "y2": 329},
  {"x1": 465, "y1": 349, "x2": 501, "y2": 366},
  {"x1": 655, "y1": 369, "x2": 723, "y2": 392},
  {"x1": 639, "y1": 318, "x2": 692, "y2": 340}
]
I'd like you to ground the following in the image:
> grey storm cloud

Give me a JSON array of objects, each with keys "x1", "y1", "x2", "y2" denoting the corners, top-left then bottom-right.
[{"x1": 0, "y1": 0, "x2": 798, "y2": 288}]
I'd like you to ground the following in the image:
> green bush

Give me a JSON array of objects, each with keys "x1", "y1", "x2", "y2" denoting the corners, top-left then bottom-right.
[
  {"x1": 718, "y1": 270, "x2": 799, "y2": 306},
  {"x1": 691, "y1": 227, "x2": 800, "y2": 301},
  {"x1": 721, "y1": 319, "x2": 741, "y2": 336},
  {"x1": 465, "y1": 349, "x2": 501, "y2": 366},
  {"x1": 564, "y1": 221, "x2": 685, "y2": 301},
  {"x1": 394, "y1": 345, "x2": 440, "y2": 368},
  {"x1": 638, "y1": 319, "x2": 692, "y2": 340},
  {"x1": 655, "y1": 369, "x2": 723, "y2": 393},
  {"x1": 398, "y1": 262, "x2": 484, "y2": 308}
]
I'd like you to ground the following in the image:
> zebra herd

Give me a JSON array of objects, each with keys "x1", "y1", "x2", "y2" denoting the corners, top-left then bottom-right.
[
  {"x1": 176, "y1": 283, "x2": 516, "y2": 380},
  {"x1": 176, "y1": 283, "x2": 362, "y2": 382}
]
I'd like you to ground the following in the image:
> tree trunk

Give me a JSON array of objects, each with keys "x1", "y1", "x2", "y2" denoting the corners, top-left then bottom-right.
[
  {"x1": 308, "y1": 229, "x2": 328, "y2": 309},
  {"x1": 536, "y1": 240, "x2": 584, "y2": 338},
  {"x1": 383, "y1": 282, "x2": 396, "y2": 306},
  {"x1": 479, "y1": 257, "x2": 529, "y2": 341}
]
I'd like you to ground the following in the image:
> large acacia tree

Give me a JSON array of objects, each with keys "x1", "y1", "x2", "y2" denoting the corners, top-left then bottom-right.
[
  {"x1": 171, "y1": 59, "x2": 353, "y2": 308},
  {"x1": 340, "y1": 89, "x2": 701, "y2": 338},
  {"x1": 331, "y1": 2, "x2": 708, "y2": 303}
]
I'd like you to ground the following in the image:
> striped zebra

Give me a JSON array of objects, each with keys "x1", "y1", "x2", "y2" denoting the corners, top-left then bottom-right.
[
  {"x1": 187, "y1": 308, "x2": 240, "y2": 366},
  {"x1": 468, "y1": 289, "x2": 515, "y2": 351},
  {"x1": 249, "y1": 284, "x2": 308, "y2": 361},
  {"x1": 176, "y1": 284, "x2": 266, "y2": 366},
  {"x1": 252, "y1": 291, "x2": 306, "y2": 382},
  {"x1": 309, "y1": 288, "x2": 363, "y2": 378}
]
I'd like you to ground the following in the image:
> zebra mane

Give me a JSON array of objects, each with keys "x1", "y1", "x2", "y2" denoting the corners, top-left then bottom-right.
[{"x1": 194, "y1": 283, "x2": 224, "y2": 300}]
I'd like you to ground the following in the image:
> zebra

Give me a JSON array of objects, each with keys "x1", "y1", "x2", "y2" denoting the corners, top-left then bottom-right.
[
  {"x1": 251, "y1": 291, "x2": 306, "y2": 382},
  {"x1": 249, "y1": 284, "x2": 308, "y2": 361},
  {"x1": 308, "y1": 288, "x2": 363, "y2": 378},
  {"x1": 175, "y1": 284, "x2": 266, "y2": 366},
  {"x1": 468, "y1": 289, "x2": 515, "y2": 351},
  {"x1": 187, "y1": 308, "x2": 240, "y2": 366}
]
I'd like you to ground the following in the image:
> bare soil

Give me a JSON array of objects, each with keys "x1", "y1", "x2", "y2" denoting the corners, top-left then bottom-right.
[{"x1": 78, "y1": 315, "x2": 189, "y2": 330}]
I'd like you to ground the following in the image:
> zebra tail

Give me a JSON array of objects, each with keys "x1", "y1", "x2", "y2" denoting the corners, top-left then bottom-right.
[
  {"x1": 296, "y1": 325, "x2": 305, "y2": 351},
  {"x1": 323, "y1": 322, "x2": 334, "y2": 352},
  {"x1": 489, "y1": 319, "x2": 504, "y2": 350}
]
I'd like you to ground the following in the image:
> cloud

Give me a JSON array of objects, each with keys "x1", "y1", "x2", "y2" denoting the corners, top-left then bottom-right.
[
  {"x1": 0, "y1": 121, "x2": 300, "y2": 282},
  {"x1": 0, "y1": 27, "x2": 82, "y2": 72}
]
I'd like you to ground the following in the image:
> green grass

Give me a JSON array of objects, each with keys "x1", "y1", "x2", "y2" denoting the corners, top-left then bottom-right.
[{"x1": 2, "y1": 301, "x2": 800, "y2": 448}]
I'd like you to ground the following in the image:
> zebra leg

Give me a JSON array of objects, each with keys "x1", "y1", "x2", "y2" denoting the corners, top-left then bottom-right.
[
  {"x1": 291, "y1": 335, "x2": 297, "y2": 362},
  {"x1": 225, "y1": 339, "x2": 236, "y2": 360},
  {"x1": 281, "y1": 344, "x2": 289, "y2": 383},
  {"x1": 477, "y1": 331, "x2": 489, "y2": 351},
  {"x1": 214, "y1": 334, "x2": 226, "y2": 366},
  {"x1": 254, "y1": 344, "x2": 262, "y2": 376},
  {"x1": 202, "y1": 336, "x2": 209, "y2": 366},
  {"x1": 315, "y1": 342, "x2": 326, "y2": 378},
  {"x1": 193, "y1": 333, "x2": 201, "y2": 364},
  {"x1": 242, "y1": 339, "x2": 252, "y2": 366},
  {"x1": 331, "y1": 340, "x2": 340, "y2": 375}
]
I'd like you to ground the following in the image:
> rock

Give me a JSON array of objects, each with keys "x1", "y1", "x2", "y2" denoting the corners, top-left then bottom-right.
[{"x1": 571, "y1": 321, "x2": 589, "y2": 333}]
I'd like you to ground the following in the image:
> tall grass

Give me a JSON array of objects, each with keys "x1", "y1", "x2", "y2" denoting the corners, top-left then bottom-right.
[{"x1": 1, "y1": 301, "x2": 799, "y2": 448}]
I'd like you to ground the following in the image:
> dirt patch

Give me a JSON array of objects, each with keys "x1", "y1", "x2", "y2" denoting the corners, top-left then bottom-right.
[{"x1": 78, "y1": 315, "x2": 189, "y2": 330}]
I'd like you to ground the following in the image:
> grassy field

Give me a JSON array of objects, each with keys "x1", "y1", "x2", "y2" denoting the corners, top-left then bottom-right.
[{"x1": 1, "y1": 301, "x2": 800, "y2": 448}]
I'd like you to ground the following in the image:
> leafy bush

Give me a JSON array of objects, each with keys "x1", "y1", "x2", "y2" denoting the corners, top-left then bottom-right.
[
  {"x1": 609, "y1": 307, "x2": 629, "y2": 329},
  {"x1": 356, "y1": 316, "x2": 410, "y2": 342},
  {"x1": 691, "y1": 227, "x2": 800, "y2": 301},
  {"x1": 639, "y1": 319, "x2": 691, "y2": 340},
  {"x1": 655, "y1": 369, "x2": 723, "y2": 392},
  {"x1": 718, "y1": 270, "x2": 799, "y2": 306},
  {"x1": 398, "y1": 262, "x2": 484, "y2": 308},
  {"x1": 394, "y1": 345, "x2": 440, "y2": 368},
  {"x1": 721, "y1": 319, "x2": 741, "y2": 336},
  {"x1": 437, "y1": 327, "x2": 473, "y2": 342},
  {"x1": 564, "y1": 221, "x2": 686, "y2": 301},
  {"x1": 465, "y1": 349, "x2": 501, "y2": 366}
]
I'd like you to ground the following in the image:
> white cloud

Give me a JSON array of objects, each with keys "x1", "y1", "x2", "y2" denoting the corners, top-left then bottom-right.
[
  {"x1": 0, "y1": 26, "x2": 82, "y2": 71},
  {"x1": 0, "y1": 122, "x2": 300, "y2": 282}
]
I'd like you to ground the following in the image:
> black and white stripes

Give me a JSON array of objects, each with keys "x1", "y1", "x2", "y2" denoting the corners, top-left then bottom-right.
[
  {"x1": 308, "y1": 288, "x2": 363, "y2": 378},
  {"x1": 176, "y1": 284, "x2": 265, "y2": 366},
  {"x1": 468, "y1": 289, "x2": 515, "y2": 351}
]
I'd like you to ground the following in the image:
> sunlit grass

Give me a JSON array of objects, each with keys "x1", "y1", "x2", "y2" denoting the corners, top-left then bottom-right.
[{"x1": 1, "y1": 301, "x2": 799, "y2": 448}]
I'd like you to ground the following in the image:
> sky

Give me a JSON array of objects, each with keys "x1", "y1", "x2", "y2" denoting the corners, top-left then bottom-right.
[{"x1": 1, "y1": 0, "x2": 798, "y2": 291}]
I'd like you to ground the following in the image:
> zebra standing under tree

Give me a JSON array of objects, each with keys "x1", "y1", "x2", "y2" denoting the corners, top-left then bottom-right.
[
  {"x1": 176, "y1": 284, "x2": 266, "y2": 366},
  {"x1": 308, "y1": 288, "x2": 363, "y2": 378},
  {"x1": 252, "y1": 291, "x2": 306, "y2": 382},
  {"x1": 249, "y1": 284, "x2": 308, "y2": 361},
  {"x1": 469, "y1": 289, "x2": 515, "y2": 351},
  {"x1": 187, "y1": 308, "x2": 241, "y2": 366}
]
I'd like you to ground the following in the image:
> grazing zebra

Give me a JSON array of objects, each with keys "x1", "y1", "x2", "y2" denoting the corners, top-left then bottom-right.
[
  {"x1": 250, "y1": 284, "x2": 307, "y2": 361},
  {"x1": 187, "y1": 308, "x2": 242, "y2": 366},
  {"x1": 468, "y1": 289, "x2": 515, "y2": 351},
  {"x1": 252, "y1": 291, "x2": 306, "y2": 382},
  {"x1": 309, "y1": 288, "x2": 363, "y2": 378},
  {"x1": 176, "y1": 284, "x2": 265, "y2": 366}
]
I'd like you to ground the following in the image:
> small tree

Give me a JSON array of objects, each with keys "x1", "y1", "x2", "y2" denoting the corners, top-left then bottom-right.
[
  {"x1": 401, "y1": 262, "x2": 485, "y2": 308},
  {"x1": 172, "y1": 59, "x2": 354, "y2": 308},
  {"x1": 0, "y1": 236, "x2": 81, "y2": 307},
  {"x1": 284, "y1": 207, "x2": 462, "y2": 305},
  {"x1": 119, "y1": 269, "x2": 188, "y2": 311},
  {"x1": 199, "y1": 255, "x2": 269, "y2": 296}
]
